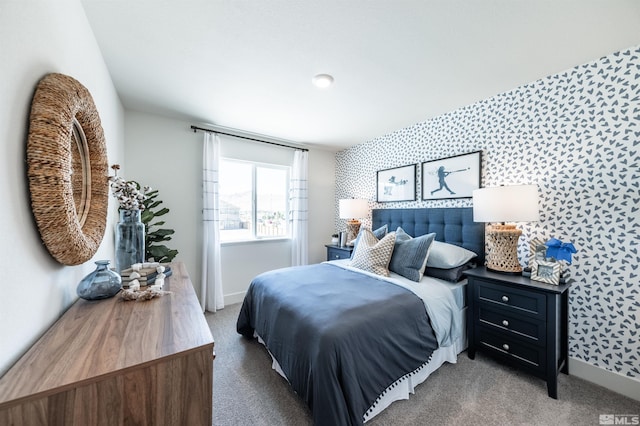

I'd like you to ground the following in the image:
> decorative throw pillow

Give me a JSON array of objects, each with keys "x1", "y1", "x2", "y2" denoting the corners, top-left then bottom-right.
[
  {"x1": 425, "y1": 241, "x2": 477, "y2": 269},
  {"x1": 350, "y1": 229, "x2": 396, "y2": 276},
  {"x1": 389, "y1": 228, "x2": 436, "y2": 282},
  {"x1": 350, "y1": 224, "x2": 388, "y2": 259}
]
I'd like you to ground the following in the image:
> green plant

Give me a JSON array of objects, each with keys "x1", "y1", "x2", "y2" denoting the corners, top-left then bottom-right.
[{"x1": 140, "y1": 187, "x2": 178, "y2": 263}]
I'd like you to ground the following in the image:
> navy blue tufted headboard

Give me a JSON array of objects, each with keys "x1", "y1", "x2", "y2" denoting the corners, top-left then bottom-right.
[{"x1": 372, "y1": 208, "x2": 485, "y2": 266}]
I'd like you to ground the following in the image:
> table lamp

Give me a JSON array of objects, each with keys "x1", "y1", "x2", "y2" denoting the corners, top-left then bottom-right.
[
  {"x1": 339, "y1": 198, "x2": 368, "y2": 245},
  {"x1": 472, "y1": 184, "x2": 539, "y2": 274}
]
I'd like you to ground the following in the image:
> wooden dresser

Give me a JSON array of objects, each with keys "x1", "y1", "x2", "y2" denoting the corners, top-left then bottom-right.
[{"x1": 0, "y1": 262, "x2": 214, "y2": 425}]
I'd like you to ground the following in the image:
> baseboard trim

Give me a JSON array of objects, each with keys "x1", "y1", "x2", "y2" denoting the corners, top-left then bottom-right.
[
  {"x1": 570, "y1": 357, "x2": 640, "y2": 402},
  {"x1": 224, "y1": 291, "x2": 246, "y2": 306}
]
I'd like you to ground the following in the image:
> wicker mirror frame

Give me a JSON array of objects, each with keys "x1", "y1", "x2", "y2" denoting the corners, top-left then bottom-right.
[{"x1": 27, "y1": 73, "x2": 109, "y2": 265}]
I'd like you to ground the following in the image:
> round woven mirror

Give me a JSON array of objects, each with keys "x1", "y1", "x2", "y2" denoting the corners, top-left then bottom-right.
[
  {"x1": 71, "y1": 118, "x2": 92, "y2": 227},
  {"x1": 27, "y1": 73, "x2": 109, "y2": 265}
]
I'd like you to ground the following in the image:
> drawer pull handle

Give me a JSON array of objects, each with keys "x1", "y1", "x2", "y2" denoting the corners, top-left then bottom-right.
[
  {"x1": 502, "y1": 320, "x2": 509, "y2": 327},
  {"x1": 502, "y1": 343, "x2": 510, "y2": 351},
  {"x1": 501, "y1": 295, "x2": 509, "y2": 303}
]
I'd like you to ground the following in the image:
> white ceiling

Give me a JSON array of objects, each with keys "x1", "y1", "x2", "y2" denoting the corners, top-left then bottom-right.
[{"x1": 81, "y1": 1, "x2": 640, "y2": 150}]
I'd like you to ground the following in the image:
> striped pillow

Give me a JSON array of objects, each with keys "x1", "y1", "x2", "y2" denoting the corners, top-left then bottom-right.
[
  {"x1": 350, "y1": 229, "x2": 396, "y2": 276},
  {"x1": 389, "y1": 228, "x2": 436, "y2": 282}
]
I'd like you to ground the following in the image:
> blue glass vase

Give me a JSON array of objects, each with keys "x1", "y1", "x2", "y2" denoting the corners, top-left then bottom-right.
[
  {"x1": 77, "y1": 260, "x2": 122, "y2": 300},
  {"x1": 115, "y1": 209, "x2": 145, "y2": 274}
]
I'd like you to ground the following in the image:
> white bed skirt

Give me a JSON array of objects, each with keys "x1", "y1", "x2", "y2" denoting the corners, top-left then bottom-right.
[
  {"x1": 364, "y1": 333, "x2": 465, "y2": 422},
  {"x1": 255, "y1": 325, "x2": 467, "y2": 423}
]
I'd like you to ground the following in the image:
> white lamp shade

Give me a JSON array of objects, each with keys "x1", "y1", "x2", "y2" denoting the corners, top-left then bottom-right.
[
  {"x1": 473, "y1": 185, "x2": 539, "y2": 223},
  {"x1": 339, "y1": 198, "x2": 368, "y2": 219}
]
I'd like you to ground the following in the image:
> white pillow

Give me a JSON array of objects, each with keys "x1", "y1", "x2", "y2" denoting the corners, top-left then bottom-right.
[{"x1": 425, "y1": 241, "x2": 477, "y2": 269}]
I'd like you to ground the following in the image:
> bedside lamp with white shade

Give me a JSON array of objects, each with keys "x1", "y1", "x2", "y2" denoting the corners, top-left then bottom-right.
[
  {"x1": 472, "y1": 184, "x2": 539, "y2": 274},
  {"x1": 339, "y1": 198, "x2": 368, "y2": 245}
]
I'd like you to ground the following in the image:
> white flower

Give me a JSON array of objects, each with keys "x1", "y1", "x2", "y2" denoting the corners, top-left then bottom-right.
[{"x1": 108, "y1": 171, "x2": 149, "y2": 211}]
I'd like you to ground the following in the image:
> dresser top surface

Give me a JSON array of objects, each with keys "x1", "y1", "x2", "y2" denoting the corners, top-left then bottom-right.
[
  {"x1": 0, "y1": 262, "x2": 213, "y2": 405},
  {"x1": 464, "y1": 266, "x2": 571, "y2": 294}
]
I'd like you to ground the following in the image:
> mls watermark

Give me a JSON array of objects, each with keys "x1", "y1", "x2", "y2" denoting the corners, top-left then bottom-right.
[{"x1": 600, "y1": 414, "x2": 640, "y2": 425}]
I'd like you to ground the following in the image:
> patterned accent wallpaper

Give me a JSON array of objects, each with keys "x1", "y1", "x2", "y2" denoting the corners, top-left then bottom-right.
[{"x1": 335, "y1": 45, "x2": 640, "y2": 379}]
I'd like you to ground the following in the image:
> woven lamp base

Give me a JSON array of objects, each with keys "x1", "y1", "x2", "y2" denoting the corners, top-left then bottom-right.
[
  {"x1": 486, "y1": 224, "x2": 523, "y2": 274},
  {"x1": 345, "y1": 220, "x2": 361, "y2": 246}
]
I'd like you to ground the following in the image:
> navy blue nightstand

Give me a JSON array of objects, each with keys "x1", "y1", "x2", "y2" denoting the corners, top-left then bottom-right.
[
  {"x1": 464, "y1": 266, "x2": 571, "y2": 399},
  {"x1": 325, "y1": 244, "x2": 354, "y2": 261}
]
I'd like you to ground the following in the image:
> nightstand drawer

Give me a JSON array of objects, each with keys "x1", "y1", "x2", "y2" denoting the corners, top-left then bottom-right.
[
  {"x1": 327, "y1": 247, "x2": 351, "y2": 260},
  {"x1": 478, "y1": 303, "x2": 546, "y2": 345},
  {"x1": 477, "y1": 280, "x2": 546, "y2": 318},
  {"x1": 477, "y1": 327, "x2": 546, "y2": 373}
]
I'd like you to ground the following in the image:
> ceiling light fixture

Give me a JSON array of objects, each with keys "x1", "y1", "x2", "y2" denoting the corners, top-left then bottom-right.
[{"x1": 312, "y1": 74, "x2": 334, "y2": 89}]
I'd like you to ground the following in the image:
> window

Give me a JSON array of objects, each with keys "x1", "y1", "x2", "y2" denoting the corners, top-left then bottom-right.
[{"x1": 219, "y1": 159, "x2": 289, "y2": 241}]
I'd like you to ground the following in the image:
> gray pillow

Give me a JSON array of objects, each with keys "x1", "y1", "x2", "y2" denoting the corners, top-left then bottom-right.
[
  {"x1": 426, "y1": 241, "x2": 477, "y2": 269},
  {"x1": 389, "y1": 228, "x2": 436, "y2": 282},
  {"x1": 424, "y1": 261, "x2": 475, "y2": 282}
]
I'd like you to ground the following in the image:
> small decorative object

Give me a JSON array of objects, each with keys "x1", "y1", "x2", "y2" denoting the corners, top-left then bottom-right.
[
  {"x1": 77, "y1": 260, "x2": 122, "y2": 300},
  {"x1": 110, "y1": 165, "x2": 150, "y2": 273},
  {"x1": 120, "y1": 262, "x2": 172, "y2": 287},
  {"x1": 376, "y1": 164, "x2": 416, "y2": 202},
  {"x1": 120, "y1": 263, "x2": 172, "y2": 300},
  {"x1": 544, "y1": 238, "x2": 577, "y2": 264},
  {"x1": 121, "y1": 287, "x2": 171, "y2": 301},
  {"x1": 339, "y1": 199, "x2": 368, "y2": 245},
  {"x1": 472, "y1": 184, "x2": 539, "y2": 274},
  {"x1": 115, "y1": 209, "x2": 146, "y2": 274},
  {"x1": 422, "y1": 151, "x2": 481, "y2": 200},
  {"x1": 331, "y1": 234, "x2": 339, "y2": 245},
  {"x1": 531, "y1": 259, "x2": 561, "y2": 285},
  {"x1": 339, "y1": 231, "x2": 348, "y2": 247},
  {"x1": 528, "y1": 238, "x2": 548, "y2": 267}
]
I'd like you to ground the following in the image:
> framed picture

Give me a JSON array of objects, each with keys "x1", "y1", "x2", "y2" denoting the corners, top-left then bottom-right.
[
  {"x1": 376, "y1": 164, "x2": 416, "y2": 202},
  {"x1": 529, "y1": 238, "x2": 548, "y2": 267},
  {"x1": 531, "y1": 259, "x2": 561, "y2": 285},
  {"x1": 422, "y1": 151, "x2": 481, "y2": 200}
]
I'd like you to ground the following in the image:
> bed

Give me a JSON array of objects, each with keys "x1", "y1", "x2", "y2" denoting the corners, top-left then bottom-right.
[{"x1": 237, "y1": 207, "x2": 485, "y2": 425}]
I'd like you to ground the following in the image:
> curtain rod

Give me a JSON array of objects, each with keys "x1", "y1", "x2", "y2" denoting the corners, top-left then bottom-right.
[{"x1": 190, "y1": 125, "x2": 308, "y2": 152}]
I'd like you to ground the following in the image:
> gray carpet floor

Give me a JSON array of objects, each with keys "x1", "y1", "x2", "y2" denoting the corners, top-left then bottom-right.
[{"x1": 206, "y1": 303, "x2": 639, "y2": 426}]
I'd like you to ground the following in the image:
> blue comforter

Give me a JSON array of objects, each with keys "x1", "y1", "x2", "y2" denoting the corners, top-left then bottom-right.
[{"x1": 237, "y1": 263, "x2": 438, "y2": 426}]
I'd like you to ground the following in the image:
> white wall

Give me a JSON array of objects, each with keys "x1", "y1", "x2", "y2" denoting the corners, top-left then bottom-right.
[
  {"x1": 124, "y1": 111, "x2": 336, "y2": 305},
  {"x1": 0, "y1": 1, "x2": 125, "y2": 375},
  {"x1": 308, "y1": 144, "x2": 338, "y2": 263},
  {"x1": 123, "y1": 111, "x2": 202, "y2": 292}
]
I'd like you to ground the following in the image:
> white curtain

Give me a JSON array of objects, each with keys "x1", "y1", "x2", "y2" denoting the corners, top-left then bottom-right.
[
  {"x1": 290, "y1": 150, "x2": 309, "y2": 266},
  {"x1": 201, "y1": 132, "x2": 224, "y2": 312}
]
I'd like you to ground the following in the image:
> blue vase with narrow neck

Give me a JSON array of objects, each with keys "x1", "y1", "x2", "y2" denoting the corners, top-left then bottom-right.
[
  {"x1": 77, "y1": 260, "x2": 122, "y2": 300},
  {"x1": 115, "y1": 209, "x2": 145, "y2": 274}
]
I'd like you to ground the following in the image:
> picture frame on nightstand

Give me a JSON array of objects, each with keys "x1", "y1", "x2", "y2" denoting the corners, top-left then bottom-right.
[
  {"x1": 529, "y1": 238, "x2": 548, "y2": 267},
  {"x1": 531, "y1": 259, "x2": 561, "y2": 285}
]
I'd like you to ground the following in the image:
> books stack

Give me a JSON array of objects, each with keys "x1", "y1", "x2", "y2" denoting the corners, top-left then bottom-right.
[{"x1": 121, "y1": 265, "x2": 172, "y2": 287}]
